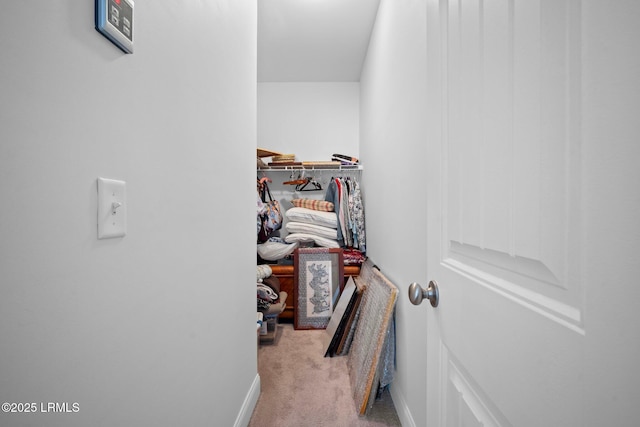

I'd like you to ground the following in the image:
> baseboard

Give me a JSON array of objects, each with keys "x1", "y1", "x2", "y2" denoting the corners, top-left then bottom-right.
[
  {"x1": 390, "y1": 384, "x2": 417, "y2": 427},
  {"x1": 233, "y1": 373, "x2": 261, "y2": 427}
]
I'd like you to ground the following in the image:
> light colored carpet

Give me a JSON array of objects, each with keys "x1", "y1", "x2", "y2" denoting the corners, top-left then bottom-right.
[{"x1": 249, "y1": 323, "x2": 402, "y2": 427}]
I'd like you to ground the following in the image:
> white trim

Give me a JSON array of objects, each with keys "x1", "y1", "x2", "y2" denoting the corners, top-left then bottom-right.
[
  {"x1": 390, "y1": 384, "x2": 417, "y2": 427},
  {"x1": 233, "y1": 373, "x2": 261, "y2": 427}
]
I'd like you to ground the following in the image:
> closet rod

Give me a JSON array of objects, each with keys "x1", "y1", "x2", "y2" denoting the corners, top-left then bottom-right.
[{"x1": 257, "y1": 165, "x2": 363, "y2": 172}]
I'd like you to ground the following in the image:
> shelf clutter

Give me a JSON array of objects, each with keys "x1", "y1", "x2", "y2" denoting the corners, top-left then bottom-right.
[
  {"x1": 257, "y1": 147, "x2": 365, "y2": 262},
  {"x1": 257, "y1": 147, "x2": 363, "y2": 171}
]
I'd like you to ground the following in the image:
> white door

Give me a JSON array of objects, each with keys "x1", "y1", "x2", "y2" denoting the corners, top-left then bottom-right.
[{"x1": 421, "y1": 0, "x2": 640, "y2": 426}]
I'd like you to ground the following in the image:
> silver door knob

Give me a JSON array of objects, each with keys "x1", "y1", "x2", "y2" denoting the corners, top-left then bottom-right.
[{"x1": 408, "y1": 280, "x2": 439, "y2": 307}]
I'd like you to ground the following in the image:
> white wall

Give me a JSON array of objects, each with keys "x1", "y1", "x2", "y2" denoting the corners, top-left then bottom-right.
[
  {"x1": 359, "y1": 0, "x2": 428, "y2": 426},
  {"x1": 258, "y1": 82, "x2": 360, "y2": 161},
  {"x1": 0, "y1": 2, "x2": 258, "y2": 427}
]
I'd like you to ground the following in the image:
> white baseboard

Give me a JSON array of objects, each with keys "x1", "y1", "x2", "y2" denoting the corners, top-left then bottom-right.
[
  {"x1": 390, "y1": 384, "x2": 416, "y2": 427},
  {"x1": 233, "y1": 373, "x2": 261, "y2": 427}
]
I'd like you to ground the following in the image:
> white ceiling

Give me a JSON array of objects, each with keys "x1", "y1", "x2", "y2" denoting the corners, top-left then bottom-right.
[{"x1": 257, "y1": 0, "x2": 382, "y2": 82}]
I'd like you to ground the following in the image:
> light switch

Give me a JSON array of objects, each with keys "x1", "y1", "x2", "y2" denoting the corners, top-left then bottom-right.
[{"x1": 97, "y1": 177, "x2": 126, "y2": 239}]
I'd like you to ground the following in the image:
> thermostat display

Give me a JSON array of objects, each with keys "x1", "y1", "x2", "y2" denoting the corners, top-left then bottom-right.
[{"x1": 96, "y1": 0, "x2": 134, "y2": 53}]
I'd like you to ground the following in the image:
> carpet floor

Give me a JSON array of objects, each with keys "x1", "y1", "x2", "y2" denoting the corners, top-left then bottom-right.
[{"x1": 249, "y1": 323, "x2": 402, "y2": 427}]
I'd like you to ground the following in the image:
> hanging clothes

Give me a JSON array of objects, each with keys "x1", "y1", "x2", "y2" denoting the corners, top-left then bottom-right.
[
  {"x1": 349, "y1": 178, "x2": 366, "y2": 253},
  {"x1": 339, "y1": 179, "x2": 351, "y2": 247},
  {"x1": 324, "y1": 178, "x2": 345, "y2": 247},
  {"x1": 324, "y1": 176, "x2": 366, "y2": 253}
]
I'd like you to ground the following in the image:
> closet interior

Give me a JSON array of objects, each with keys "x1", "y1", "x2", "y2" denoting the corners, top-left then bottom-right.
[
  {"x1": 255, "y1": 0, "x2": 396, "y2": 418},
  {"x1": 255, "y1": 150, "x2": 399, "y2": 416},
  {"x1": 257, "y1": 155, "x2": 365, "y2": 324}
]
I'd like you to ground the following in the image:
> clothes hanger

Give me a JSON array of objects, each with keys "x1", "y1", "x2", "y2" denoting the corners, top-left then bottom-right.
[
  {"x1": 295, "y1": 177, "x2": 323, "y2": 192},
  {"x1": 283, "y1": 170, "x2": 306, "y2": 186},
  {"x1": 283, "y1": 178, "x2": 307, "y2": 185},
  {"x1": 282, "y1": 171, "x2": 321, "y2": 190}
]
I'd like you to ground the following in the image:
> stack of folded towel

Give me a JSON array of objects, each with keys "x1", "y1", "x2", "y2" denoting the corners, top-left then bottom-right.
[
  {"x1": 257, "y1": 264, "x2": 288, "y2": 315},
  {"x1": 284, "y1": 199, "x2": 339, "y2": 248}
]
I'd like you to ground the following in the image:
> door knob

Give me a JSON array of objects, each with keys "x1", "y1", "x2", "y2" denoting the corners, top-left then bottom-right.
[{"x1": 408, "y1": 280, "x2": 439, "y2": 307}]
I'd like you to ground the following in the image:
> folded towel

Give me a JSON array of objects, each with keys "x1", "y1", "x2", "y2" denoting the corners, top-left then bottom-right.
[
  {"x1": 285, "y1": 207, "x2": 338, "y2": 229},
  {"x1": 285, "y1": 233, "x2": 339, "y2": 248},
  {"x1": 257, "y1": 283, "x2": 279, "y2": 302},
  {"x1": 290, "y1": 198, "x2": 334, "y2": 212},
  {"x1": 285, "y1": 221, "x2": 338, "y2": 240}
]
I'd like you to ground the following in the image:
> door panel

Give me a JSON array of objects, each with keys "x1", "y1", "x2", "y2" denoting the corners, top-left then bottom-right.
[
  {"x1": 444, "y1": 346, "x2": 510, "y2": 427},
  {"x1": 426, "y1": 0, "x2": 585, "y2": 425},
  {"x1": 445, "y1": 0, "x2": 583, "y2": 318}
]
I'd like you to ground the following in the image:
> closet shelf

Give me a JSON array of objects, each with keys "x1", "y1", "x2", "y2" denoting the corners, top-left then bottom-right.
[{"x1": 258, "y1": 164, "x2": 363, "y2": 172}]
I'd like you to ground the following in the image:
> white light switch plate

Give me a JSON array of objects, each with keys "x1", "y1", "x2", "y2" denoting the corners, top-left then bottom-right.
[{"x1": 97, "y1": 177, "x2": 126, "y2": 239}]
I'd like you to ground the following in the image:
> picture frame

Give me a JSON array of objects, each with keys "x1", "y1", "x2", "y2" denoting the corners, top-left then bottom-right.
[{"x1": 294, "y1": 248, "x2": 344, "y2": 330}]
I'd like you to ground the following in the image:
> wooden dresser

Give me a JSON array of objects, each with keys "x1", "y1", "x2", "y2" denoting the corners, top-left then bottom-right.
[{"x1": 269, "y1": 264, "x2": 361, "y2": 321}]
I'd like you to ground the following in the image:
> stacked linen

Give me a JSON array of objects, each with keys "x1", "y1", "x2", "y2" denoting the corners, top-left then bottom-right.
[
  {"x1": 257, "y1": 282, "x2": 279, "y2": 311},
  {"x1": 257, "y1": 264, "x2": 287, "y2": 314},
  {"x1": 284, "y1": 199, "x2": 339, "y2": 248}
]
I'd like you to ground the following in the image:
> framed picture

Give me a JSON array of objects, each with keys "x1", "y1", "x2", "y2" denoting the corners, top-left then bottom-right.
[{"x1": 294, "y1": 248, "x2": 344, "y2": 330}]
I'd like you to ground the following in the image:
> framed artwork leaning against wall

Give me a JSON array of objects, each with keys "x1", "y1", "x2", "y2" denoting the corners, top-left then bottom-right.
[{"x1": 293, "y1": 248, "x2": 344, "y2": 330}]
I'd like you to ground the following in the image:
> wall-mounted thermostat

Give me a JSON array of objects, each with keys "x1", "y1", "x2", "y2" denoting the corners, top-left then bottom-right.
[{"x1": 95, "y1": 0, "x2": 134, "y2": 54}]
